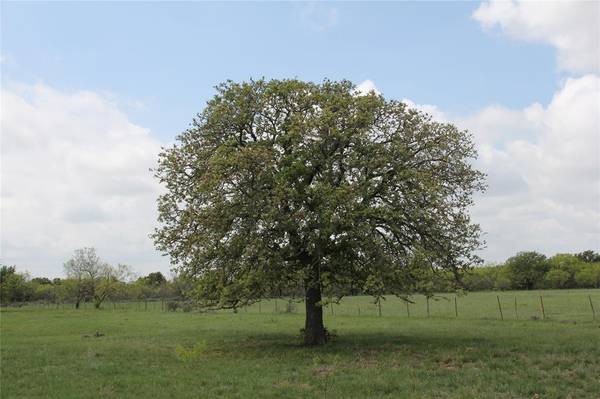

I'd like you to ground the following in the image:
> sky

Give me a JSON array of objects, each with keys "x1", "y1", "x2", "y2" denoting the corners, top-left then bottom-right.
[{"x1": 1, "y1": 1, "x2": 599, "y2": 278}]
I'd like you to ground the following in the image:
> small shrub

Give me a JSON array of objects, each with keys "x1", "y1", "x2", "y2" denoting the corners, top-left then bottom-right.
[
  {"x1": 166, "y1": 301, "x2": 179, "y2": 312},
  {"x1": 181, "y1": 302, "x2": 194, "y2": 313},
  {"x1": 175, "y1": 340, "x2": 207, "y2": 363}
]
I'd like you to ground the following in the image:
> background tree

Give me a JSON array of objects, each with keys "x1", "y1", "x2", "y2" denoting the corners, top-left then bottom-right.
[
  {"x1": 463, "y1": 265, "x2": 499, "y2": 291},
  {"x1": 0, "y1": 265, "x2": 16, "y2": 281},
  {"x1": 574, "y1": 263, "x2": 600, "y2": 288},
  {"x1": 133, "y1": 272, "x2": 168, "y2": 301},
  {"x1": 31, "y1": 277, "x2": 52, "y2": 285},
  {"x1": 0, "y1": 265, "x2": 33, "y2": 304},
  {"x1": 63, "y1": 247, "x2": 132, "y2": 309},
  {"x1": 576, "y1": 250, "x2": 600, "y2": 263},
  {"x1": 59, "y1": 278, "x2": 87, "y2": 308},
  {"x1": 64, "y1": 247, "x2": 102, "y2": 308},
  {"x1": 153, "y1": 79, "x2": 485, "y2": 345},
  {"x1": 543, "y1": 269, "x2": 571, "y2": 288},
  {"x1": 92, "y1": 263, "x2": 134, "y2": 309},
  {"x1": 139, "y1": 272, "x2": 167, "y2": 287},
  {"x1": 543, "y1": 254, "x2": 580, "y2": 288},
  {"x1": 505, "y1": 251, "x2": 549, "y2": 290}
]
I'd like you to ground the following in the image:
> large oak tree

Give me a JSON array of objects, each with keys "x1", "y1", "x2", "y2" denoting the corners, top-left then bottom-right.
[{"x1": 153, "y1": 79, "x2": 485, "y2": 345}]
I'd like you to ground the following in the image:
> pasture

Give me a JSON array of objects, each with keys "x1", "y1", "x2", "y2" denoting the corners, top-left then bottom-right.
[{"x1": 1, "y1": 289, "x2": 599, "y2": 398}]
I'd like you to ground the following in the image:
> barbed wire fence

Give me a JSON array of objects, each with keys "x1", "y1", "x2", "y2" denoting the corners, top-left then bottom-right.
[{"x1": 2, "y1": 292, "x2": 598, "y2": 322}]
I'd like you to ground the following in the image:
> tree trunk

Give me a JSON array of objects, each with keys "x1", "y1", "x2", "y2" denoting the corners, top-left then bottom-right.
[
  {"x1": 304, "y1": 281, "x2": 327, "y2": 345},
  {"x1": 94, "y1": 295, "x2": 104, "y2": 309}
]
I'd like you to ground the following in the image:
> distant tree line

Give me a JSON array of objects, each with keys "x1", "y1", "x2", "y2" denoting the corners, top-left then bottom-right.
[
  {"x1": 1, "y1": 249, "x2": 599, "y2": 306},
  {"x1": 462, "y1": 250, "x2": 600, "y2": 291},
  {"x1": 0, "y1": 247, "x2": 190, "y2": 306}
]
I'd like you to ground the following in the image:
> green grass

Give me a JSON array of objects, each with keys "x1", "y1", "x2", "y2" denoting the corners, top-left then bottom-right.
[{"x1": 2, "y1": 290, "x2": 599, "y2": 398}]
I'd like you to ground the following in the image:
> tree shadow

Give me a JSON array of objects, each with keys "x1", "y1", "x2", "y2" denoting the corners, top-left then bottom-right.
[{"x1": 212, "y1": 330, "x2": 489, "y2": 358}]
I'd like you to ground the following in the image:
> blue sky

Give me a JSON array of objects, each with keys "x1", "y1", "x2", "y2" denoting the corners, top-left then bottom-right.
[
  {"x1": 3, "y1": 2, "x2": 558, "y2": 139},
  {"x1": 1, "y1": 1, "x2": 598, "y2": 277}
]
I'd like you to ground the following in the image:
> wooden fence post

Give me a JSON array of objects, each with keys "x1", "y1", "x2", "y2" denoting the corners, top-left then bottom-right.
[
  {"x1": 378, "y1": 298, "x2": 382, "y2": 317},
  {"x1": 426, "y1": 296, "x2": 430, "y2": 318},
  {"x1": 514, "y1": 297, "x2": 518, "y2": 320},
  {"x1": 258, "y1": 301, "x2": 262, "y2": 314},
  {"x1": 358, "y1": 306, "x2": 361, "y2": 316},
  {"x1": 539, "y1": 295, "x2": 546, "y2": 320},
  {"x1": 588, "y1": 295, "x2": 595, "y2": 319},
  {"x1": 454, "y1": 297, "x2": 458, "y2": 317},
  {"x1": 496, "y1": 296, "x2": 504, "y2": 321},
  {"x1": 406, "y1": 301, "x2": 410, "y2": 317}
]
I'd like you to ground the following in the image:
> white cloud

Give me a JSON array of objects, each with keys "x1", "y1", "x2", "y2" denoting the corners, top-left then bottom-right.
[
  {"x1": 299, "y1": 2, "x2": 338, "y2": 32},
  {"x1": 464, "y1": 75, "x2": 600, "y2": 260},
  {"x1": 355, "y1": 80, "x2": 381, "y2": 96},
  {"x1": 473, "y1": 0, "x2": 600, "y2": 74},
  {"x1": 468, "y1": 0, "x2": 600, "y2": 259},
  {"x1": 401, "y1": 98, "x2": 448, "y2": 123},
  {"x1": 399, "y1": 74, "x2": 600, "y2": 262},
  {"x1": 1, "y1": 83, "x2": 168, "y2": 277}
]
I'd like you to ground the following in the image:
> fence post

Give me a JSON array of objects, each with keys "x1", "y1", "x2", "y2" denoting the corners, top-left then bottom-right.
[
  {"x1": 589, "y1": 295, "x2": 595, "y2": 319},
  {"x1": 426, "y1": 296, "x2": 430, "y2": 318},
  {"x1": 274, "y1": 299, "x2": 278, "y2": 313},
  {"x1": 496, "y1": 296, "x2": 504, "y2": 321},
  {"x1": 454, "y1": 297, "x2": 458, "y2": 317},
  {"x1": 514, "y1": 297, "x2": 518, "y2": 319},
  {"x1": 378, "y1": 298, "x2": 382, "y2": 317},
  {"x1": 358, "y1": 305, "x2": 360, "y2": 316},
  {"x1": 258, "y1": 301, "x2": 261, "y2": 314},
  {"x1": 539, "y1": 295, "x2": 546, "y2": 320},
  {"x1": 406, "y1": 301, "x2": 410, "y2": 317}
]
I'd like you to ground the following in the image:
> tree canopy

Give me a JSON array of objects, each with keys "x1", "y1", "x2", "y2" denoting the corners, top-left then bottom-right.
[
  {"x1": 505, "y1": 251, "x2": 550, "y2": 290},
  {"x1": 153, "y1": 79, "x2": 486, "y2": 344}
]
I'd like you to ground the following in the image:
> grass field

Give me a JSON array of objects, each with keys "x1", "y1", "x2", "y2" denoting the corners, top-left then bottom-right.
[{"x1": 1, "y1": 290, "x2": 599, "y2": 398}]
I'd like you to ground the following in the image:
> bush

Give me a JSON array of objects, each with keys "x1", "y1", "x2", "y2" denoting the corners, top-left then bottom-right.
[
  {"x1": 181, "y1": 302, "x2": 194, "y2": 313},
  {"x1": 463, "y1": 265, "x2": 502, "y2": 291},
  {"x1": 166, "y1": 301, "x2": 179, "y2": 312},
  {"x1": 574, "y1": 264, "x2": 600, "y2": 288},
  {"x1": 175, "y1": 340, "x2": 207, "y2": 363},
  {"x1": 493, "y1": 273, "x2": 512, "y2": 290},
  {"x1": 544, "y1": 269, "x2": 571, "y2": 288}
]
